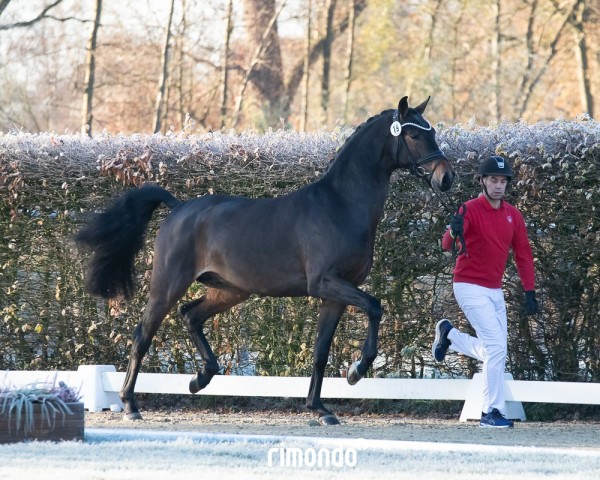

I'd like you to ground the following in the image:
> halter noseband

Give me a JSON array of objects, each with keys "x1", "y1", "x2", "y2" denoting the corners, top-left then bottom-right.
[
  {"x1": 390, "y1": 109, "x2": 456, "y2": 215},
  {"x1": 391, "y1": 109, "x2": 447, "y2": 179}
]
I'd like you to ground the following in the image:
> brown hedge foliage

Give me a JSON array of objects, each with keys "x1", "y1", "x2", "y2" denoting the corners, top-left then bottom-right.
[{"x1": 0, "y1": 119, "x2": 598, "y2": 384}]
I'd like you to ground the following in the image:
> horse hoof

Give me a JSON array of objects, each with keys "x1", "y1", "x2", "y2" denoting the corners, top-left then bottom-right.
[
  {"x1": 189, "y1": 378, "x2": 201, "y2": 394},
  {"x1": 319, "y1": 414, "x2": 340, "y2": 426},
  {"x1": 347, "y1": 360, "x2": 362, "y2": 385},
  {"x1": 190, "y1": 374, "x2": 214, "y2": 393},
  {"x1": 124, "y1": 411, "x2": 143, "y2": 421}
]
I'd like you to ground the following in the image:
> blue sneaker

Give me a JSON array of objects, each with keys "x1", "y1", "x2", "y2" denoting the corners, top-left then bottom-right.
[
  {"x1": 480, "y1": 409, "x2": 514, "y2": 428},
  {"x1": 432, "y1": 319, "x2": 453, "y2": 362}
]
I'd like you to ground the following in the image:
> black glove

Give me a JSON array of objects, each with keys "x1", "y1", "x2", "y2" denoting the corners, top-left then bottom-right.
[
  {"x1": 524, "y1": 290, "x2": 538, "y2": 315},
  {"x1": 449, "y1": 214, "x2": 464, "y2": 238}
]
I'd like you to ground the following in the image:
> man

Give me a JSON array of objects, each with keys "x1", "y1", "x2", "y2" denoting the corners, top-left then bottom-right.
[{"x1": 432, "y1": 155, "x2": 539, "y2": 428}]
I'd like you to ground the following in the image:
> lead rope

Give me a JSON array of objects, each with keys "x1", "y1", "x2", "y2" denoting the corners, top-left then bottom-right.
[{"x1": 412, "y1": 160, "x2": 467, "y2": 257}]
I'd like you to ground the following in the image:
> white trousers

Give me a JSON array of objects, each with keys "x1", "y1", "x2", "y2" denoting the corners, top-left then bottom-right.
[{"x1": 447, "y1": 282, "x2": 508, "y2": 414}]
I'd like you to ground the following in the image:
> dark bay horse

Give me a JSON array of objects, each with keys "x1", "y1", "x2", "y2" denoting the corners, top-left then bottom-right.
[{"x1": 76, "y1": 96, "x2": 454, "y2": 425}]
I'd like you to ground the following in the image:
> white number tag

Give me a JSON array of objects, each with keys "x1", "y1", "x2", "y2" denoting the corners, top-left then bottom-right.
[{"x1": 390, "y1": 121, "x2": 402, "y2": 137}]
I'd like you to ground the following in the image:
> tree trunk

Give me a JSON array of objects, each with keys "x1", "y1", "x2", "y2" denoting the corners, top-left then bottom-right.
[
  {"x1": 0, "y1": 0, "x2": 11, "y2": 18},
  {"x1": 450, "y1": 3, "x2": 466, "y2": 121},
  {"x1": 513, "y1": 0, "x2": 538, "y2": 120},
  {"x1": 177, "y1": 0, "x2": 188, "y2": 130},
  {"x1": 241, "y1": 0, "x2": 285, "y2": 125},
  {"x1": 81, "y1": 0, "x2": 102, "y2": 136},
  {"x1": 321, "y1": 0, "x2": 336, "y2": 124},
  {"x1": 219, "y1": 0, "x2": 234, "y2": 127},
  {"x1": 423, "y1": 0, "x2": 442, "y2": 61},
  {"x1": 342, "y1": 0, "x2": 356, "y2": 123},
  {"x1": 491, "y1": 0, "x2": 501, "y2": 123},
  {"x1": 153, "y1": 0, "x2": 176, "y2": 134},
  {"x1": 518, "y1": 7, "x2": 571, "y2": 119},
  {"x1": 300, "y1": 0, "x2": 313, "y2": 131},
  {"x1": 572, "y1": 0, "x2": 594, "y2": 117},
  {"x1": 405, "y1": 0, "x2": 442, "y2": 99},
  {"x1": 283, "y1": 0, "x2": 366, "y2": 119},
  {"x1": 232, "y1": 0, "x2": 286, "y2": 128}
]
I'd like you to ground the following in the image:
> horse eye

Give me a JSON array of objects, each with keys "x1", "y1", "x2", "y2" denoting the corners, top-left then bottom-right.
[{"x1": 408, "y1": 130, "x2": 420, "y2": 139}]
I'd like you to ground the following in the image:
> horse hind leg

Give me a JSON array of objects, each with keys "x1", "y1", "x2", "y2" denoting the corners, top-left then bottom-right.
[
  {"x1": 179, "y1": 287, "x2": 249, "y2": 394},
  {"x1": 120, "y1": 262, "x2": 196, "y2": 420},
  {"x1": 120, "y1": 295, "x2": 178, "y2": 420}
]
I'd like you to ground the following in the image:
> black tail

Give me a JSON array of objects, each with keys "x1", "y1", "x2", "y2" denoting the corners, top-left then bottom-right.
[{"x1": 76, "y1": 185, "x2": 181, "y2": 300}]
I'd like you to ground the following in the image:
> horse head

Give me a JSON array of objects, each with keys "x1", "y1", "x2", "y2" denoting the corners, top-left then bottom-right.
[{"x1": 391, "y1": 96, "x2": 454, "y2": 192}]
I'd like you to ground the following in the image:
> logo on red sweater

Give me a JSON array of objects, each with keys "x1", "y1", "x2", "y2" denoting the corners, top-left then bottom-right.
[{"x1": 507, "y1": 215, "x2": 513, "y2": 223}]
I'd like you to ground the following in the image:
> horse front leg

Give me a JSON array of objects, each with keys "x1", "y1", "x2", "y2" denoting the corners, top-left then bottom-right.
[
  {"x1": 310, "y1": 275, "x2": 383, "y2": 386},
  {"x1": 306, "y1": 300, "x2": 346, "y2": 425},
  {"x1": 347, "y1": 307, "x2": 382, "y2": 385}
]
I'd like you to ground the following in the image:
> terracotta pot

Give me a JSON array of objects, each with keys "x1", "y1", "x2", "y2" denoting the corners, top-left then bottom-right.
[{"x1": 0, "y1": 401, "x2": 84, "y2": 444}]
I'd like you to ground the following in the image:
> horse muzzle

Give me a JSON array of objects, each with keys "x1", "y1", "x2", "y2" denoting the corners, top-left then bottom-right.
[{"x1": 430, "y1": 160, "x2": 455, "y2": 192}]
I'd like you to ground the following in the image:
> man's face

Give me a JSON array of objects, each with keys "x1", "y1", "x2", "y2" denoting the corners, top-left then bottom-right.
[{"x1": 482, "y1": 175, "x2": 508, "y2": 200}]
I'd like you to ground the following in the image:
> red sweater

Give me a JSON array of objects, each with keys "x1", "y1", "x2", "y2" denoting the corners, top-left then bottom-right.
[{"x1": 442, "y1": 195, "x2": 535, "y2": 291}]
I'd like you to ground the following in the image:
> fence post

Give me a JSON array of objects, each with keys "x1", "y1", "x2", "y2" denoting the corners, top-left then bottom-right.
[
  {"x1": 459, "y1": 373, "x2": 526, "y2": 422},
  {"x1": 77, "y1": 365, "x2": 123, "y2": 412}
]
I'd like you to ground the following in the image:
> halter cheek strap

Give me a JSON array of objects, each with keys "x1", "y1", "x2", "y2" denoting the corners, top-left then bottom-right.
[
  {"x1": 391, "y1": 109, "x2": 446, "y2": 178},
  {"x1": 391, "y1": 109, "x2": 456, "y2": 215}
]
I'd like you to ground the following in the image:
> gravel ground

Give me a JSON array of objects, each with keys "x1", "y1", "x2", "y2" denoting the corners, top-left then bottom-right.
[
  {"x1": 84, "y1": 407, "x2": 600, "y2": 450},
  {"x1": 3, "y1": 406, "x2": 598, "y2": 480}
]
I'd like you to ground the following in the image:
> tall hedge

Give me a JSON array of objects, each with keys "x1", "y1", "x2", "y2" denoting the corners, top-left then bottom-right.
[{"x1": 0, "y1": 118, "x2": 598, "y2": 384}]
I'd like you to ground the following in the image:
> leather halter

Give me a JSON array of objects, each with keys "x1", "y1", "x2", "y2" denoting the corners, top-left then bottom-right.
[
  {"x1": 391, "y1": 109, "x2": 456, "y2": 216},
  {"x1": 391, "y1": 109, "x2": 447, "y2": 179}
]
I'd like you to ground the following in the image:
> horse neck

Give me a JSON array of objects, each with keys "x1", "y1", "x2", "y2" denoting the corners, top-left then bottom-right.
[{"x1": 321, "y1": 123, "x2": 393, "y2": 221}]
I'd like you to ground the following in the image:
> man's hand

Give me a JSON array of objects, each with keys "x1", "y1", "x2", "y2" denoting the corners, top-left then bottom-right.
[
  {"x1": 524, "y1": 291, "x2": 539, "y2": 315},
  {"x1": 449, "y1": 214, "x2": 464, "y2": 238}
]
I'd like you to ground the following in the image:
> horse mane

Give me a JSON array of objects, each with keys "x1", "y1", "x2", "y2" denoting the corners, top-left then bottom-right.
[{"x1": 326, "y1": 109, "x2": 394, "y2": 168}]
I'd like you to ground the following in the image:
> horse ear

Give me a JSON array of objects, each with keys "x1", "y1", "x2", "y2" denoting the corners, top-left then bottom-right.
[
  {"x1": 415, "y1": 96, "x2": 431, "y2": 115},
  {"x1": 398, "y1": 96, "x2": 409, "y2": 118}
]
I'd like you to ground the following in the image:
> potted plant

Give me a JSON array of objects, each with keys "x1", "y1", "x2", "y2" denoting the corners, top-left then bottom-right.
[{"x1": 0, "y1": 379, "x2": 84, "y2": 444}]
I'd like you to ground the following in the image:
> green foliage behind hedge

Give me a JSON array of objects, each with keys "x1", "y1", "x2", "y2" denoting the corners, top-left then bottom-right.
[{"x1": 1, "y1": 118, "x2": 599, "y2": 384}]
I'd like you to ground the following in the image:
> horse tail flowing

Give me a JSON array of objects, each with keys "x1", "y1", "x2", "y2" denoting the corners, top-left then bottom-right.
[{"x1": 76, "y1": 185, "x2": 181, "y2": 300}]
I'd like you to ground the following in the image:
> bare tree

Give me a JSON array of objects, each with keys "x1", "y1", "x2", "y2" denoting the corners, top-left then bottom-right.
[
  {"x1": 0, "y1": 0, "x2": 11, "y2": 18},
  {"x1": 0, "y1": 0, "x2": 88, "y2": 29},
  {"x1": 423, "y1": 0, "x2": 442, "y2": 61},
  {"x1": 81, "y1": 0, "x2": 102, "y2": 136},
  {"x1": 241, "y1": 0, "x2": 285, "y2": 125},
  {"x1": 571, "y1": 0, "x2": 594, "y2": 117},
  {"x1": 3, "y1": 0, "x2": 596, "y2": 133},
  {"x1": 176, "y1": 0, "x2": 188, "y2": 129},
  {"x1": 153, "y1": 0, "x2": 176, "y2": 133},
  {"x1": 232, "y1": 0, "x2": 286, "y2": 128},
  {"x1": 342, "y1": 0, "x2": 356, "y2": 123},
  {"x1": 300, "y1": 0, "x2": 313, "y2": 131},
  {"x1": 491, "y1": 0, "x2": 502, "y2": 122},
  {"x1": 219, "y1": 0, "x2": 234, "y2": 127},
  {"x1": 283, "y1": 0, "x2": 366, "y2": 119},
  {"x1": 518, "y1": 3, "x2": 572, "y2": 118},
  {"x1": 450, "y1": 2, "x2": 467, "y2": 121},
  {"x1": 513, "y1": 0, "x2": 538, "y2": 119},
  {"x1": 320, "y1": 0, "x2": 336, "y2": 123}
]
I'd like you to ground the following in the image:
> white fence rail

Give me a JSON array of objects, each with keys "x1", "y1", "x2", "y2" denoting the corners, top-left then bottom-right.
[{"x1": 3, "y1": 366, "x2": 600, "y2": 422}]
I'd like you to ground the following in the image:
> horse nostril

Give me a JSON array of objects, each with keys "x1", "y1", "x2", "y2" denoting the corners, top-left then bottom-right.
[{"x1": 440, "y1": 171, "x2": 454, "y2": 191}]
